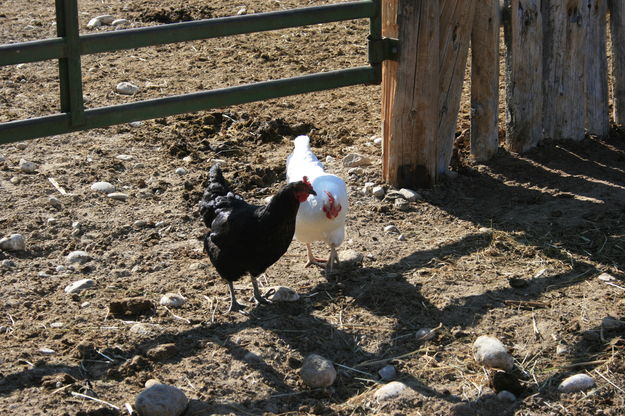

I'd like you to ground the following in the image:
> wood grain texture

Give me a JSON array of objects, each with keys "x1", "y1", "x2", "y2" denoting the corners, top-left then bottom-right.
[
  {"x1": 585, "y1": 0, "x2": 609, "y2": 135},
  {"x1": 609, "y1": 0, "x2": 625, "y2": 124}
]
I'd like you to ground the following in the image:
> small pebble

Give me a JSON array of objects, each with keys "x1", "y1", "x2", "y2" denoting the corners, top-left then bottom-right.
[
  {"x1": 556, "y1": 344, "x2": 570, "y2": 355},
  {"x1": 50, "y1": 322, "x2": 64, "y2": 328},
  {"x1": 372, "y1": 185, "x2": 386, "y2": 199},
  {"x1": 55, "y1": 265, "x2": 66, "y2": 273},
  {"x1": 378, "y1": 365, "x2": 396, "y2": 381},
  {"x1": 362, "y1": 182, "x2": 375, "y2": 195},
  {"x1": 264, "y1": 286, "x2": 299, "y2": 302},
  {"x1": 0, "y1": 234, "x2": 26, "y2": 251},
  {"x1": 300, "y1": 354, "x2": 336, "y2": 388},
  {"x1": 398, "y1": 188, "x2": 422, "y2": 202},
  {"x1": 372, "y1": 137, "x2": 383, "y2": 145},
  {"x1": 397, "y1": 234, "x2": 406, "y2": 241},
  {"x1": 49, "y1": 196, "x2": 62, "y2": 209},
  {"x1": 473, "y1": 335, "x2": 514, "y2": 371},
  {"x1": 135, "y1": 383, "x2": 189, "y2": 416},
  {"x1": 86, "y1": 17, "x2": 102, "y2": 29},
  {"x1": 338, "y1": 249, "x2": 364, "y2": 269},
  {"x1": 129, "y1": 323, "x2": 162, "y2": 337},
  {"x1": 116, "y1": 81, "x2": 139, "y2": 95},
  {"x1": 415, "y1": 327, "x2": 436, "y2": 341},
  {"x1": 394, "y1": 198, "x2": 410, "y2": 211},
  {"x1": 112, "y1": 18, "x2": 130, "y2": 27},
  {"x1": 384, "y1": 225, "x2": 399, "y2": 234},
  {"x1": 597, "y1": 272, "x2": 616, "y2": 282},
  {"x1": 348, "y1": 167, "x2": 364, "y2": 176},
  {"x1": 47, "y1": 218, "x2": 57, "y2": 226},
  {"x1": 10, "y1": 176, "x2": 21, "y2": 184},
  {"x1": 558, "y1": 374, "x2": 595, "y2": 393},
  {"x1": 16, "y1": 142, "x2": 27, "y2": 150},
  {"x1": 64, "y1": 279, "x2": 95, "y2": 293},
  {"x1": 39, "y1": 348, "x2": 55, "y2": 355},
  {"x1": 19, "y1": 159, "x2": 37, "y2": 173},
  {"x1": 159, "y1": 293, "x2": 186, "y2": 308},
  {"x1": 175, "y1": 167, "x2": 187, "y2": 175},
  {"x1": 38, "y1": 271, "x2": 50, "y2": 278},
  {"x1": 145, "y1": 379, "x2": 161, "y2": 388},
  {"x1": 90, "y1": 181, "x2": 116, "y2": 194},
  {"x1": 66, "y1": 250, "x2": 92, "y2": 264},
  {"x1": 1, "y1": 260, "x2": 16, "y2": 268},
  {"x1": 374, "y1": 381, "x2": 407, "y2": 402},
  {"x1": 107, "y1": 192, "x2": 129, "y2": 201},
  {"x1": 497, "y1": 390, "x2": 516, "y2": 402},
  {"x1": 325, "y1": 155, "x2": 335, "y2": 163},
  {"x1": 129, "y1": 121, "x2": 144, "y2": 128},
  {"x1": 116, "y1": 154, "x2": 134, "y2": 161}
]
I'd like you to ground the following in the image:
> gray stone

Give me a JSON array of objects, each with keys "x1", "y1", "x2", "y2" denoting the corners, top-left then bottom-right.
[
  {"x1": 398, "y1": 188, "x2": 422, "y2": 202},
  {"x1": 342, "y1": 153, "x2": 371, "y2": 168},
  {"x1": 384, "y1": 225, "x2": 399, "y2": 234},
  {"x1": 372, "y1": 186, "x2": 385, "y2": 199},
  {"x1": 18, "y1": 159, "x2": 37, "y2": 173},
  {"x1": 558, "y1": 374, "x2": 595, "y2": 393},
  {"x1": 338, "y1": 249, "x2": 364, "y2": 269},
  {"x1": 415, "y1": 328, "x2": 436, "y2": 342},
  {"x1": 159, "y1": 293, "x2": 186, "y2": 308},
  {"x1": 116, "y1": 154, "x2": 134, "y2": 161},
  {"x1": 473, "y1": 336, "x2": 514, "y2": 371},
  {"x1": 90, "y1": 181, "x2": 116, "y2": 194},
  {"x1": 0, "y1": 234, "x2": 26, "y2": 251},
  {"x1": 1, "y1": 259, "x2": 16, "y2": 268},
  {"x1": 300, "y1": 354, "x2": 336, "y2": 388},
  {"x1": 175, "y1": 167, "x2": 187, "y2": 175},
  {"x1": 598, "y1": 272, "x2": 616, "y2": 282},
  {"x1": 378, "y1": 365, "x2": 396, "y2": 381},
  {"x1": 116, "y1": 82, "x2": 139, "y2": 95},
  {"x1": 374, "y1": 381, "x2": 407, "y2": 402},
  {"x1": 347, "y1": 167, "x2": 364, "y2": 176},
  {"x1": 362, "y1": 182, "x2": 375, "y2": 195},
  {"x1": 49, "y1": 196, "x2": 62, "y2": 209},
  {"x1": 64, "y1": 279, "x2": 95, "y2": 293},
  {"x1": 394, "y1": 198, "x2": 410, "y2": 211},
  {"x1": 112, "y1": 18, "x2": 130, "y2": 27},
  {"x1": 135, "y1": 383, "x2": 189, "y2": 416},
  {"x1": 107, "y1": 192, "x2": 129, "y2": 201},
  {"x1": 66, "y1": 250, "x2": 92, "y2": 264},
  {"x1": 497, "y1": 390, "x2": 516, "y2": 402}
]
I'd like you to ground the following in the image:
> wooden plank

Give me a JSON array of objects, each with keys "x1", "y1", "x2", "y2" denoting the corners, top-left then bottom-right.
[
  {"x1": 585, "y1": 0, "x2": 609, "y2": 136},
  {"x1": 383, "y1": 0, "x2": 440, "y2": 188},
  {"x1": 542, "y1": 0, "x2": 586, "y2": 141},
  {"x1": 609, "y1": 0, "x2": 625, "y2": 124},
  {"x1": 437, "y1": 0, "x2": 477, "y2": 175},
  {"x1": 470, "y1": 0, "x2": 501, "y2": 161},
  {"x1": 382, "y1": 0, "x2": 399, "y2": 183},
  {"x1": 503, "y1": 0, "x2": 543, "y2": 152}
]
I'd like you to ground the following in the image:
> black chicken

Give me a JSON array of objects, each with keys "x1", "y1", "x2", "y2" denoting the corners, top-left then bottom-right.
[{"x1": 199, "y1": 164, "x2": 316, "y2": 313}]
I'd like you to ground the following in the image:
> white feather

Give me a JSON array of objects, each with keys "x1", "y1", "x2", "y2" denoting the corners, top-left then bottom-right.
[{"x1": 287, "y1": 135, "x2": 348, "y2": 249}]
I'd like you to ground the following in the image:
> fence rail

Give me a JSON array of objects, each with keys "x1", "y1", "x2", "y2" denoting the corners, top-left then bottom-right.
[{"x1": 0, "y1": 0, "x2": 386, "y2": 144}]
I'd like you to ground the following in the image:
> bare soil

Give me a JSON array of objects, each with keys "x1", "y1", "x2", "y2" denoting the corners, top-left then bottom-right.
[{"x1": 1, "y1": 1, "x2": 624, "y2": 415}]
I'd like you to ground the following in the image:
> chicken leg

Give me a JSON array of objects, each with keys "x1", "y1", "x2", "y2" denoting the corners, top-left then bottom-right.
[
  {"x1": 305, "y1": 243, "x2": 327, "y2": 268},
  {"x1": 305, "y1": 243, "x2": 340, "y2": 274},
  {"x1": 251, "y1": 275, "x2": 270, "y2": 305},
  {"x1": 326, "y1": 244, "x2": 340, "y2": 273},
  {"x1": 226, "y1": 280, "x2": 246, "y2": 313}
]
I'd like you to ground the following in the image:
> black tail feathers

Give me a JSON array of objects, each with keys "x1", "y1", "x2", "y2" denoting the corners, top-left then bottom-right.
[{"x1": 199, "y1": 164, "x2": 230, "y2": 227}]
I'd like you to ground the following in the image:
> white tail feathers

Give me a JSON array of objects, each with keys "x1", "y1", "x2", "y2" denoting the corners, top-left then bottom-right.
[{"x1": 293, "y1": 135, "x2": 310, "y2": 149}]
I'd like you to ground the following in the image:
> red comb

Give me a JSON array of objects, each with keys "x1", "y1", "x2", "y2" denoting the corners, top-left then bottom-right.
[{"x1": 302, "y1": 176, "x2": 311, "y2": 186}]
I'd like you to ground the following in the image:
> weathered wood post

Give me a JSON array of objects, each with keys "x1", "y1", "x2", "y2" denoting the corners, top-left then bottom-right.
[
  {"x1": 470, "y1": 0, "x2": 501, "y2": 161},
  {"x1": 542, "y1": 0, "x2": 586, "y2": 141},
  {"x1": 609, "y1": 0, "x2": 625, "y2": 124},
  {"x1": 503, "y1": 0, "x2": 543, "y2": 152},
  {"x1": 382, "y1": 0, "x2": 440, "y2": 188},
  {"x1": 437, "y1": 0, "x2": 477, "y2": 174},
  {"x1": 585, "y1": 0, "x2": 609, "y2": 136}
]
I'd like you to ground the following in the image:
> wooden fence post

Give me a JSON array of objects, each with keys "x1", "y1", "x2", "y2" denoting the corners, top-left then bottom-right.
[
  {"x1": 503, "y1": 0, "x2": 543, "y2": 152},
  {"x1": 542, "y1": 0, "x2": 586, "y2": 141},
  {"x1": 437, "y1": 1, "x2": 477, "y2": 174},
  {"x1": 470, "y1": 0, "x2": 501, "y2": 161},
  {"x1": 609, "y1": 0, "x2": 625, "y2": 124},
  {"x1": 382, "y1": 0, "x2": 440, "y2": 188},
  {"x1": 585, "y1": 0, "x2": 609, "y2": 136}
]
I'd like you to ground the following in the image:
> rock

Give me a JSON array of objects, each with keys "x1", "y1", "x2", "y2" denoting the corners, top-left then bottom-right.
[
  {"x1": 112, "y1": 18, "x2": 130, "y2": 27},
  {"x1": 64, "y1": 278, "x2": 95, "y2": 293},
  {"x1": 300, "y1": 354, "x2": 336, "y2": 388},
  {"x1": 19, "y1": 159, "x2": 37, "y2": 173},
  {"x1": 49, "y1": 196, "x2": 62, "y2": 209},
  {"x1": 397, "y1": 234, "x2": 406, "y2": 241},
  {"x1": 107, "y1": 192, "x2": 129, "y2": 201},
  {"x1": 342, "y1": 153, "x2": 371, "y2": 168},
  {"x1": 556, "y1": 344, "x2": 570, "y2": 355},
  {"x1": 347, "y1": 167, "x2": 364, "y2": 176},
  {"x1": 394, "y1": 198, "x2": 410, "y2": 211},
  {"x1": 374, "y1": 381, "x2": 407, "y2": 402},
  {"x1": 10, "y1": 176, "x2": 21, "y2": 184},
  {"x1": 398, "y1": 188, "x2": 422, "y2": 202},
  {"x1": 237, "y1": 7, "x2": 247, "y2": 15},
  {"x1": 0, "y1": 234, "x2": 26, "y2": 251},
  {"x1": 325, "y1": 155, "x2": 335, "y2": 163},
  {"x1": 47, "y1": 218, "x2": 58, "y2": 226},
  {"x1": 116, "y1": 81, "x2": 139, "y2": 95},
  {"x1": 372, "y1": 185, "x2": 385, "y2": 199},
  {"x1": 597, "y1": 272, "x2": 616, "y2": 282},
  {"x1": 159, "y1": 293, "x2": 186, "y2": 308},
  {"x1": 558, "y1": 374, "x2": 595, "y2": 393},
  {"x1": 473, "y1": 335, "x2": 514, "y2": 371},
  {"x1": 129, "y1": 121, "x2": 144, "y2": 128},
  {"x1": 147, "y1": 343, "x2": 178, "y2": 361},
  {"x1": 66, "y1": 250, "x2": 92, "y2": 264},
  {"x1": 145, "y1": 379, "x2": 161, "y2": 389},
  {"x1": 378, "y1": 365, "x2": 396, "y2": 381},
  {"x1": 95, "y1": 15, "x2": 115, "y2": 25},
  {"x1": 602, "y1": 316, "x2": 625, "y2": 330},
  {"x1": 129, "y1": 323, "x2": 162, "y2": 337},
  {"x1": 116, "y1": 154, "x2": 134, "y2": 161},
  {"x1": 264, "y1": 286, "x2": 299, "y2": 302},
  {"x1": 86, "y1": 17, "x2": 102, "y2": 29},
  {"x1": 90, "y1": 181, "x2": 116, "y2": 194},
  {"x1": 39, "y1": 347, "x2": 55, "y2": 355},
  {"x1": 384, "y1": 225, "x2": 399, "y2": 234},
  {"x1": 338, "y1": 249, "x2": 363, "y2": 269},
  {"x1": 497, "y1": 390, "x2": 516, "y2": 402},
  {"x1": 1, "y1": 259, "x2": 16, "y2": 268},
  {"x1": 362, "y1": 182, "x2": 375, "y2": 195},
  {"x1": 135, "y1": 383, "x2": 189, "y2": 416},
  {"x1": 175, "y1": 167, "x2": 187, "y2": 175},
  {"x1": 415, "y1": 328, "x2": 436, "y2": 342}
]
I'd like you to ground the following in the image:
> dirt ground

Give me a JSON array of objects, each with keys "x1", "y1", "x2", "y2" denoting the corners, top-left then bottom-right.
[{"x1": 1, "y1": 1, "x2": 625, "y2": 415}]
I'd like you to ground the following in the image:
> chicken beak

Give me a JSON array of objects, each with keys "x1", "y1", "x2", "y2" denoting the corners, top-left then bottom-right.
[{"x1": 310, "y1": 188, "x2": 317, "y2": 196}]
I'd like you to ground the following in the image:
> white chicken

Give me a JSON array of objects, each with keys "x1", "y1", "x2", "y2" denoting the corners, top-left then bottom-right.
[{"x1": 286, "y1": 135, "x2": 348, "y2": 272}]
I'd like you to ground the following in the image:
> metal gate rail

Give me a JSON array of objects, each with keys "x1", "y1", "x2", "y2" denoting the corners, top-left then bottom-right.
[{"x1": 0, "y1": 0, "x2": 391, "y2": 144}]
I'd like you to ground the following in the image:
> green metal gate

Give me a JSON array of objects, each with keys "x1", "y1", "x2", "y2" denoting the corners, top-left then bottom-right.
[{"x1": 0, "y1": 0, "x2": 396, "y2": 145}]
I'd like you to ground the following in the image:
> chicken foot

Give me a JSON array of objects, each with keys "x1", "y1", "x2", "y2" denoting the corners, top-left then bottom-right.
[
  {"x1": 305, "y1": 243, "x2": 328, "y2": 268},
  {"x1": 251, "y1": 275, "x2": 270, "y2": 305},
  {"x1": 305, "y1": 243, "x2": 340, "y2": 273}
]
